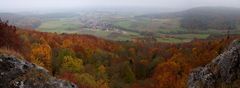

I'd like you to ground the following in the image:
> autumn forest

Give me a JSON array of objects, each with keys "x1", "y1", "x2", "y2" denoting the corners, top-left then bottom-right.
[
  {"x1": 1, "y1": 18, "x2": 240, "y2": 88},
  {"x1": 1, "y1": 0, "x2": 240, "y2": 87}
]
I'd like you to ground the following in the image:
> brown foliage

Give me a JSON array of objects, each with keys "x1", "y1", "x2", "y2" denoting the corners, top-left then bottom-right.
[
  {"x1": 0, "y1": 19, "x2": 21, "y2": 50},
  {"x1": 1, "y1": 21, "x2": 240, "y2": 88}
]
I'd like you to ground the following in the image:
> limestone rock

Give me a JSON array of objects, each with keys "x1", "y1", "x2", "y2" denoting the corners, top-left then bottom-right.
[
  {"x1": 0, "y1": 54, "x2": 77, "y2": 88},
  {"x1": 188, "y1": 40, "x2": 240, "y2": 88}
]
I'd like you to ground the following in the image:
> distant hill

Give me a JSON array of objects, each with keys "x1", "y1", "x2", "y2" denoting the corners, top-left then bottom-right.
[
  {"x1": 0, "y1": 12, "x2": 81, "y2": 29},
  {"x1": 0, "y1": 13, "x2": 24, "y2": 24},
  {"x1": 139, "y1": 7, "x2": 240, "y2": 19},
  {"x1": 0, "y1": 13, "x2": 41, "y2": 29},
  {"x1": 180, "y1": 7, "x2": 240, "y2": 30},
  {"x1": 139, "y1": 7, "x2": 240, "y2": 30},
  {"x1": 182, "y1": 7, "x2": 240, "y2": 16}
]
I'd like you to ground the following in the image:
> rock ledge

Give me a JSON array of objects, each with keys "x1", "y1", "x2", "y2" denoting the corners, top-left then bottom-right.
[
  {"x1": 188, "y1": 40, "x2": 240, "y2": 88},
  {"x1": 0, "y1": 54, "x2": 77, "y2": 88}
]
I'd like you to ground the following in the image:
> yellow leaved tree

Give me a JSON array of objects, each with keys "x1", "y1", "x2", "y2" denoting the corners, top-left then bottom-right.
[{"x1": 30, "y1": 42, "x2": 52, "y2": 71}]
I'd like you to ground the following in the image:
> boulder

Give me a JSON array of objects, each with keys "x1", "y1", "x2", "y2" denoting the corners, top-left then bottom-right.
[
  {"x1": 188, "y1": 40, "x2": 240, "y2": 88},
  {"x1": 0, "y1": 54, "x2": 77, "y2": 88}
]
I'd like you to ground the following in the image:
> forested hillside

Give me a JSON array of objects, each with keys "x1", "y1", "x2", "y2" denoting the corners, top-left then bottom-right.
[
  {"x1": 1, "y1": 20, "x2": 240, "y2": 88},
  {"x1": 140, "y1": 7, "x2": 240, "y2": 31},
  {"x1": 180, "y1": 7, "x2": 240, "y2": 30}
]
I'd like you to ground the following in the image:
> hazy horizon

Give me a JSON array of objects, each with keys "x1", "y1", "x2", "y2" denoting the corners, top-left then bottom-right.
[{"x1": 0, "y1": 0, "x2": 240, "y2": 13}]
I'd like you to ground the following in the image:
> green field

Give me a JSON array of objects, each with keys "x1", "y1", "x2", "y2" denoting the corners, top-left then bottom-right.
[
  {"x1": 157, "y1": 38, "x2": 192, "y2": 43},
  {"x1": 38, "y1": 19, "x2": 84, "y2": 33},
  {"x1": 37, "y1": 19, "x2": 142, "y2": 41},
  {"x1": 37, "y1": 18, "x2": 212, "y2": 43},
  {"x1": 112, "y1": 18, "x2": 181, "y2": 32},
  {"x1": 174, "y1": 34, "x2": 210, "y2": 39},
  {"x1": 37, "y1": 16, "x2": 227, "y2": 43}
]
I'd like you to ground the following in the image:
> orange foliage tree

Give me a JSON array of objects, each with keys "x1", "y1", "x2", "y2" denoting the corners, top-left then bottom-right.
[{"x1": 30, "y1": 38, "x2": 52, "y2": 70}]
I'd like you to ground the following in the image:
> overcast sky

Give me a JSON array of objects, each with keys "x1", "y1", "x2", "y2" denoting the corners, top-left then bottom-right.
[{"x1": 0, "y1": 0, "x2": 240, "y2": 12}]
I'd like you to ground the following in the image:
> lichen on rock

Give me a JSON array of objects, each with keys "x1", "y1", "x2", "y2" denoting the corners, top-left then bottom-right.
[
  {"x1": 188, "y1": 40, "x2": 240, "y2": 88},
  {"x1": 0, "y1": 54, "x2": 77, "y2": 88}
]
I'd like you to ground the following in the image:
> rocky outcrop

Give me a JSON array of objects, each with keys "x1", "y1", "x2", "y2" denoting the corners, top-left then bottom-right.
[
  {"x1": 0, "y1": 54, "x2": 77, "y2": 88},
  {"x1": 188, "y1": 40, "x2": 240, "y2": 88}
]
